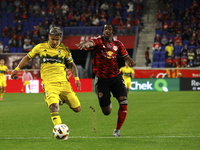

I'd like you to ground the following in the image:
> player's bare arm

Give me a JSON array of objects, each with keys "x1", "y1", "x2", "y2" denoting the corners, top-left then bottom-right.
[
  {"x1": 124, "y1": 56, "x2": 136, "y2": 67},
  {"x1": 11, "y1": 55, "x2": 31, "y2": 79},
  {"x1": 68, "y1": 62, "x2": 81, "y2": 90},
  {"x1": 76, "y1": 41, "x2": 94, "y2": 50}
]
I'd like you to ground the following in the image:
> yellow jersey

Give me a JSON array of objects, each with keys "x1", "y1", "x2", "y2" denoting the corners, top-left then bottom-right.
[
  {"x1": 0, "y1": 65, "x2": 8, "y2": 86},
  {"x1": 27, "y1": 41, "x2": 73, "y2": 84},
  {"x1": 120, "y1": 66, "x2": 134, "y2": 79}
]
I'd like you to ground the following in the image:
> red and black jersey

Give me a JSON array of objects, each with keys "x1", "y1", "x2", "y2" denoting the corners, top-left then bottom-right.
[{"x1": 90, "y1": 36, "x2": 129, "y2": 78}]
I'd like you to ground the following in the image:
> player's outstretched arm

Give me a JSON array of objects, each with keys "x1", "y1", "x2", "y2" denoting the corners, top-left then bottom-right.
[
  {"x1": 68, "y1": 61, "x2": 81, "y2": 90},
  {"x1": 76, "y1": 41, "x2": 94, "y2": 50},
  {"x1": 11, "y1": 55, "x2": 31, "y2": 79}
]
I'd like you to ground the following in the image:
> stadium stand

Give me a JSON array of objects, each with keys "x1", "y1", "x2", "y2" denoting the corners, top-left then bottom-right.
[
  {"x1": 0, "y1": 0, "x2": 144, "y2": 53},
  {"x1": 152, "y1": 0, "x2": 200, "y2": 68}
]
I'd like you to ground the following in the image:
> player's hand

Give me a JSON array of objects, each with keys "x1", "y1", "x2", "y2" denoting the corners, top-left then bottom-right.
[
  {"x1": 124, "y1": 56, "x2": 136, "y2": 67},
  {"x1": 11, "y1": 70, "x2": 18, "y2": 79},
  {"x1": 75, "y1": 80, "x2": 81, "y2": 90},
  {"x1": 76, "y1": 41, "x2": 93, "y2": 50},
  {"x1": 128, "y1": 59, "x2": 136, "y2": 67}
]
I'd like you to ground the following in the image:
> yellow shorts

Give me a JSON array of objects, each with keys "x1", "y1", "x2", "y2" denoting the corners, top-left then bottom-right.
[
  {"x1": 0, "y1": 77, "x2": 6, "y2": 87},
  {"x1": 23, "y1": 81, "x2": 30, "y2": 85},
  {"x1": 43, "y1": 81, "x2": 80, "y2": 109},
  {"x1": 123, "y1": 78, "x2": 131, "y2": 89}
]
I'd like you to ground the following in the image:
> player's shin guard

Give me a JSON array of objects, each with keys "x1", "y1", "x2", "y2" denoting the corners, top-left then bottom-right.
[
  {"x1": 51, "y1": 112, "x2": 62, "y2": 125},
  {"x1": 116, "y1": 100, "x2": 128, "y2": 130}
]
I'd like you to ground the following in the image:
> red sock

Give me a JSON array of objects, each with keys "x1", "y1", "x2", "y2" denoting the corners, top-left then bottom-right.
[{"x1": 116, "y1": 104, "x2": 128, "y2": 130}]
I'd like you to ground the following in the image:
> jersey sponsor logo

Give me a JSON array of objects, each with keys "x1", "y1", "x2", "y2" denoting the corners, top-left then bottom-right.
[
  {"x1": 107, "y1": 51, "x2": 113, "y2": 59},
  {"x1": 40, "y1": 54, "x2": 65, "y2": 64},
  {"x1": 123, "y1": 73, "x2": 131, "y2": 76},
  {"x1": 101, "y1": 50, "x2": 117, "y2": 59}
]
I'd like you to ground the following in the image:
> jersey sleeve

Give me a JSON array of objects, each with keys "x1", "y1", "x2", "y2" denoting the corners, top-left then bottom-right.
[
  {"x1": 27, "y1": 44, "x2": 40, "y2": 59},
  {"x1": 90, "y1": 36, "x2": 101, "y2": 47},
  {"x1": 116, "y1": 40, "x2": 129, "y2": 57},
  {"x1": 65, "y1": 46, "x2": 73, "y2": 63}
]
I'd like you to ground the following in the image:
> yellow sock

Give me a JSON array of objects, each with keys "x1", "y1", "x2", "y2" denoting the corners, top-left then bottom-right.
[
  {"x1": 51, "y1": 112, "x2": 62, "y2": 125},
  {"x1": 0, "y1": 93, "x2": 2, "y2": 98}
]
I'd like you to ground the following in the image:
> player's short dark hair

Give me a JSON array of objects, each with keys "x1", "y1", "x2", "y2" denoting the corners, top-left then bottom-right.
[
  {"x1": 102, "y1": 22, "x2": 117, "y2": 34},
  {"x1": 49, "y1": 26, "x2": 62, "y2": 36}
]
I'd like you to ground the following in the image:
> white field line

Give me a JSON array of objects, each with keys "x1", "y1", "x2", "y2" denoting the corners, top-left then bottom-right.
[{"x1": 1, "y1": 135, "x2": 200, "y2": 140}]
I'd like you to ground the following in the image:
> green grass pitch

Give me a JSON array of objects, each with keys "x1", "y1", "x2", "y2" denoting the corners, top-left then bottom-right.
[{"x1": 0, "y1": 91, "x2": 200, "y2": 150}]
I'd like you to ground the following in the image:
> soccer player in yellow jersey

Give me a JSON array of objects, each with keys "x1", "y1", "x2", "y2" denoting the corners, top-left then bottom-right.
[
  {"x1": 11, "y1": 27, "x2": 81, "y2": 139},
  {"x1": 0, "y1": 59, "x2": 8, "y2": 100},
  {"x1": 120, "y1": 62, "x2": 134, "y2": 93}
]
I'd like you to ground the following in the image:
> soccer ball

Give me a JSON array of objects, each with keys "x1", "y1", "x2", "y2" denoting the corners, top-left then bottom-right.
[{"x1": 53, "y1": 124, "x2": 70, "y2": 140}]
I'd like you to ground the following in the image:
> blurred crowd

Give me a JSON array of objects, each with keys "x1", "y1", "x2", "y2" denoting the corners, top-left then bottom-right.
[
  {"x1": 0, "y1": 0, "x2": 144, "y2": 53},
  {"x1": 152, "y1": 0, "x2": 200, "y2": 68}
]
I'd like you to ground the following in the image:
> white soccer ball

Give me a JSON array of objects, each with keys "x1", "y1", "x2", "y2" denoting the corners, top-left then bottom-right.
[{"x1": 53, "y1": 124, "x2": 70, "y2": 140}]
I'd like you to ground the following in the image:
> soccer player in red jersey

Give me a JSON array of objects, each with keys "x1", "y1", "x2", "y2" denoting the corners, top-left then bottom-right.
[{"x1": 76, "y1": 22, "x2": 136, "y2": 137}]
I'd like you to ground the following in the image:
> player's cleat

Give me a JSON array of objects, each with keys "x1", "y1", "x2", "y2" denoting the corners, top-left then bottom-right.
[
  {"x1": 59, "y1": 99, "x2": 65, "y2": 106},
  {"x1": 0, "y1": 97, "x2": 3, "y2": 100},
  {"x1": 113, "y1": 129, "x2": 121, "y2": 137}
]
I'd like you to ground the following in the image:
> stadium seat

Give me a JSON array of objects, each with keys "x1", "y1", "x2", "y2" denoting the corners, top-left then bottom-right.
[
  {"x1": 99, "y1": 21, "x2": 106, "y2": 26},
  {"x1": 17, "y1": 47, "x2": 24, "y2": 53},
  {"x1": 152, "y1": 62, "x2": 159, "y2": 68},
  {"x1": 155, "y1": 30, "x2": 162, "y2": 35},
  {"x1": 10, "y1": 47, "x2": 17, "y2": 53},
  {"x1": 160, "y1": 51, "x2": 166, "y2": 57},
  {"x1": 70, "y1": 27, "x2": 78, "y2": 35},
  {"x1": 97, "y1": 27, "x2": 102, "y2": 35},
  {"x1": 183, "y1": 40, "x2": 189, "y2": 46},
  {"x1": 3, "y1": 37, "x2": 9, "y2": 45},
  {"x1": 153, "y1": 51, "x2": 160, "y2": 62},
  {"x1": 64, "y1": 27, "x2": 71, "y2": 36},
  {"x1": 161, "y1": 46, "x2": 166, "y2": 51},
  {"x1": 78, "y1": 21, "x2": 85, "y2": 26},
  {"x1": 77, "y1": 27, "x2": 85, "y2": 35},
  {"x1": 174, "y1": 45, "x2": 182, "y2": 52},
  {"x1": 174, "y1": 50, "x2": 181, "y2": 56},
  {"x1": 188, "y1": 45, "x2": 196, "y2": 49},
  {"x1": 84, "y1": 27, "x2": 91, "y2": 35},
  {"x1": 159, "y1": 61, "x2": 166, "y2": 68},
  {"x1": 91, "y1": 27, "x2": 98, "y2": 35}
]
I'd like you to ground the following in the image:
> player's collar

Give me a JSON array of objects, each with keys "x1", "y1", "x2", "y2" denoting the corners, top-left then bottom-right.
[
  {"x1": 47, "y1": 41, "x2": 60, "y2": 49},
  {"x1": 102, "y1": 35, "x2": 113, "y2": 42}
]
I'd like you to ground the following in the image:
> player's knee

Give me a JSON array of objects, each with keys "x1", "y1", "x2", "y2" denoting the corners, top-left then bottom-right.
[
  {"x1": 49, "y1": 103, "x2": 59, "y2": 112},
  {"x1": 101, "y1": 106, "x2": 111, "y2": 115},
  {"x1": 103, "y1": 111, "x2": 111, "y2": 116},
  {"x1": 118, "y1": 96, "x2": 127, "y2": 101},
  {"x1": 72, "y1": 106, "x2": 81, "y2": 112},
  {"x1": 118, "y1": 97, "x2": 128, "y2": 105}
]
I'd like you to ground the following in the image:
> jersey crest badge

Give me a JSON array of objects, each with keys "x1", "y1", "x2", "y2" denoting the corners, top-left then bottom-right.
[{"x1": 113, "y1": 46, "x2": 118, "y2": 51}]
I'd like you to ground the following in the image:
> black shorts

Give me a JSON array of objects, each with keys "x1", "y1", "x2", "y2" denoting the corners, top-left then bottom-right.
[{"x1": 94, "y1": 74, "x2": 127, "y2": 107}]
